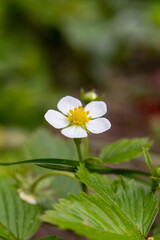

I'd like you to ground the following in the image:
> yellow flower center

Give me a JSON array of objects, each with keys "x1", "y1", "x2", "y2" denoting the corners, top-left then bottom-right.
[{"x1": 67, "y1": 106, "x2": 92, "y2": 126}]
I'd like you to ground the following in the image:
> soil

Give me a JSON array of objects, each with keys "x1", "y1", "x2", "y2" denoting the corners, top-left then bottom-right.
[{"x1": 31, "y1": 224, "x2": 83, "y2": 240}]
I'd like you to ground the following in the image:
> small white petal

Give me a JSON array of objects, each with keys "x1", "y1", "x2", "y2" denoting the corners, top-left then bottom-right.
[
  {"x1": 44, "y1": 110, "x2": 69, "y2": 129},
  {"x1": 85, "y1": 101, "x2": 107, "y2": 118},
  {"x1": 57, "y1": 96, "x2": 82, "y2": 115},
  {"x1": 61, "y1": 125, "x2": 87, "y2": 138},
  {"x1": 18, "y1": 189, "x2": 37, "y2": 205},
  {"x1": 86, "y1": 118, "x2": 111, "y2": 134}
]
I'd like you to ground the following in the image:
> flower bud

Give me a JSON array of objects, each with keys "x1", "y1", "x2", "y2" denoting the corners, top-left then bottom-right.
[
  {"x1": 154, "y1": 166, "x2": 160, "y2": 177},
  {"x1": 81, "y1": 89, "x2": 100, "y2": 104},
  {"x1": 85, "y1": 91, "x2": 98, "y2": 101}
]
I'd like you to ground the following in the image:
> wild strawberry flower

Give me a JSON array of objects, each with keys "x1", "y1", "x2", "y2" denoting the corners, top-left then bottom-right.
[{"x1": 44, "y1": 96, "x2": 111, "y2": 138}]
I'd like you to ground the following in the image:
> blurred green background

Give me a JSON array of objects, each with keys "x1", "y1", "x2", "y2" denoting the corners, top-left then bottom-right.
[{"x1": 0, "y1": 0, "x2": 160, "y2": 159}]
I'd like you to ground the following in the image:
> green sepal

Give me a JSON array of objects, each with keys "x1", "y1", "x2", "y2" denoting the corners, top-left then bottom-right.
[{"x1": 143, "y1": 147, "x2": 153, "y2": 174}]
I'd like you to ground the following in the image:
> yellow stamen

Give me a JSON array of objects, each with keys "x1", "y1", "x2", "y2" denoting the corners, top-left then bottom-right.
[{"x1": 67, "y1": 106, "x2": 92, "y2": 126}]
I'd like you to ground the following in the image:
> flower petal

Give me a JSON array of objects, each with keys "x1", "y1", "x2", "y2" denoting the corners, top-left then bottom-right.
[
  {"x1": 86, "y1": 118, "x2": 111, "y2": 134},
  {"x1": 44, "y1": 110, "x2": 69, "y2": 129},
  {"x1": 61, "y1": 125, "x2": 87, "y2": 138},
  {"x1": 57, "y1": 96, "x2": 82, "y2": 115},
  {"x1": 85, "y1": 101, "x2": 107, "y2": 118}
]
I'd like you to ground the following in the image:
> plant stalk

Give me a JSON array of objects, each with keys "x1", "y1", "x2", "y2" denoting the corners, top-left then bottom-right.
[
  {"x1": 88, "y1": 166, "x2": 150, "y2": 177},
  {"x1": 74, "y1": 138, "x2": 83, "y2": 163},
  {"x1": 30, "y1": 171, "x2": 79, "y2": 194},
  {"x1": 74, "y1": 138, "x2": 88, "y2": 193}
]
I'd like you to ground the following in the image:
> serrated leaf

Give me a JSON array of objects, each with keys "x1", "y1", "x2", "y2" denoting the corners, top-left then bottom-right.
[
  {"x1": 0, "y1": 177, "x2": 41, "y2": 240},
  {"x1": 114, "y1": 180, "x2": 158, "y2": 236},
  {"x1": 99, "y1": 138, "x2": 152, "y2": 164},
  {"x1": 42, "y1": 192, "x2": 141, "y2": 240},
  {"x1": 35, "y1": 236, "x2": 66, "y2": 240},
  {"x1": 77, "y1": 165, "x2": 158, "y2": 238}
]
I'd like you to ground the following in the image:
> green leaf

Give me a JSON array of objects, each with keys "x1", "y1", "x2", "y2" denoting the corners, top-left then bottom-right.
[
  {"x1": 143, "y1": 148, "x2": 153, "y2": 174},
  {"x1": 99, "y1": 138, "x2": 152, "y2": 164},
  {"x1": 0, "y1": 223, "x2": 16, "y2": 240},
  {"x1": 35, "y1": 236, "x2": 66, "y2": 240},
  {"x1": 42, "y1": 192, "x2": 141, "y2": 240},
  {"x1": 23, "y1": 129, "x2": 78, "y2": 160},
  {"x1": 0, "y1": 177, "x2": 41, "y2": 240},
  {"x1": 77, "y1": 165, "x2": 158, "y2": 238},
  {"x1": 114, "y1": 180, "x2": 158, "y2": 236},
  {"x1": 0, "y1": 158, "x2": 79, "y2": 176}
]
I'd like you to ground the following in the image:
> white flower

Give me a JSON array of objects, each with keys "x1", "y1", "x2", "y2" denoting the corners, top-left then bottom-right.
[{"x1": 44, "y1": 96, "x2": 111, "y2": 138}]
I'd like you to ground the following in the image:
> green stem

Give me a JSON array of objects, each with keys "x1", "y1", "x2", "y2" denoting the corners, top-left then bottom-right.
[
  {"x1": 37, "y1": 164, "x2": 77, "y2": 172},
  {"x1": 74, "y1": 138, "x2": 88, "y2": 193},
  {"x1": 74, "y1": 139, "x2": 83, "y2": 163},
  {"x1": 88, "y1": 165, "x2": 150, "y2": 177},
  {"x1": 30, "y1": 171, "x2": 79, "y2": 194},
  {"x1": 0, "y1": 159, "x2": 151, "y2": 178}
]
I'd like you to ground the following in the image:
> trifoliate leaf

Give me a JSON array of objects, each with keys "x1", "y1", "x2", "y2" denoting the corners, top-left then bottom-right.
[
  {"x1": 0, "y1": 177, "x2": 41, "y2": 240},
  {"x1": 100, "y1": 138, "x2": 152, "y2": 164}
]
